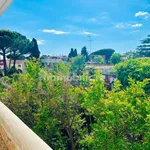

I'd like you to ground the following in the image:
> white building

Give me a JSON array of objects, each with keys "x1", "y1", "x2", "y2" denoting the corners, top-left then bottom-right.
[{"x1": 41, "y1": 55, "x2": 68, "y2": 68}]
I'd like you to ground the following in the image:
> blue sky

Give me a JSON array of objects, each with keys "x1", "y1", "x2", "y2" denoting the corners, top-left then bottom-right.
[{"x1": 1, "y1": 0, "x2": 150, "y2": 55}]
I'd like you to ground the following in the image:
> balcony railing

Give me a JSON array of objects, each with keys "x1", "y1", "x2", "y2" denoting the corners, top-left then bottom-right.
[{"x1": 0, "y1": 101, "x2": 52, "y2": 150}]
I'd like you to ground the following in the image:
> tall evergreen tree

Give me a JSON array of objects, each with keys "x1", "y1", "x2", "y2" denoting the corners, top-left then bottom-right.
[
  {"x1": 74, "y1": 49, "x2": 78, "y2": 57},
  {"x1": 29, "y1": 38, "x2": 40, "y2": 59},
  {"x1": 68, "y1": 48, "x2": 74, "y2": 58},
  {"x1": 137, "y1": 35, "x2": 150, "y2": 57},
  {"x1": 81, "y1": 46, "x2": 89, "y2": 61}
]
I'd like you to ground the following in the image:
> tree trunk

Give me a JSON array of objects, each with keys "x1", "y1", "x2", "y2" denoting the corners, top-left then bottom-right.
[
  {"x1": 68, "y1": 128, "x2": 76, "y2": 150},
  {"x1": 70, "y1": 129, "x2": 76, "y2": 150},
  {"x1": 13, "y1": 52, "x2": 16, "y2": 72},
  {"x1": 9, "y1": 50, "x2": 12, "y2": 69},
  {"x1": 71, "y1": 144, "x2": 76, "y2": 150},
  {"x1": 9, "y1": 59, "x2": 11, "y2": 69},
  {"x1": 13, "y1": 59, "x2": 16, "y2": 72},
  {"x1": 3, "y1": 50, "x2": 7, "y2": 76}
]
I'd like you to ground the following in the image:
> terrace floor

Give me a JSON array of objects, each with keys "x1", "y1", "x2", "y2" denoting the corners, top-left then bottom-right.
[{"x1": 0, "y1": 132, "x2": 8, "y2": 150}]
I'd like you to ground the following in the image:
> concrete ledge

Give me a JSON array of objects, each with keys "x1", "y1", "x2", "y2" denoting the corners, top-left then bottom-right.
[
  {"x1": 0, "y1": 101, "x2": 52, "y2": 150},
  {"x1": 0, "y1": 0, "x2": 13, "y2": 15},
  {"x1": 0, "y1": 126, "x2": 16, "y2": 150}
]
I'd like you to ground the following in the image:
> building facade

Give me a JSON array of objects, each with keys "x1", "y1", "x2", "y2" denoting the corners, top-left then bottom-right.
[
  {"x1": 0, "y1": 59, "x2": 26, "y2": 73},
  {"x1": 86, "y1": 64, "x2": 116, "y2": 90},
  {"x1": 0, "y1": 60, "x2": 4, "y2": 70},
  {"x1": 41, "y1": 55, "x2": 68, "y2": 69}
]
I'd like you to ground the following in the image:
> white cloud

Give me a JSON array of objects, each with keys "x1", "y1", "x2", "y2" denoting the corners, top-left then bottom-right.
[
  {"x1": 115, "y1": 23, "x2": 143, "y2": 28},
  {"x1": 42, "y1": 29, "x2": 69, "y2": 35},
  {"x1": 42, "y1": 28, "x2": 98, "y2": 36},
  {"x1": 131, "y1": 23, "x2": 143, "y2": 28},
  {"x1": 115, "y1": 23, "x2": 128, "y2": 28},
  {"x1": 37, "y1": 40, "x2": 44, "y2": 45},
  {"x1": 88, "y1": 18, "x2": 97, "y2": 23},
  {"x1": 135, "y1": 11, "x2": 150, "y2": 20},
  {"x1": 80, "y1": 31, "x2": 98, "y2": 36},
  {"x1": 82, "y1": 31, "x2": 92, "y2": 35},
  {"x1": 135, "y1": 11, "x2": 149, "y2": 16}
]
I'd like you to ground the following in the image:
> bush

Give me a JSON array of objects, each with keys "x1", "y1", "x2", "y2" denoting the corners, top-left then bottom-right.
[
  {"x1": 0, "y1": 60, "x2": 149, "y2": 150},
  {"x1": 114, "y1": 58, "x2": 150, "y2": 93},
  {"x1": 110, "y1": 53, "x2": 122, "y2": 65}
]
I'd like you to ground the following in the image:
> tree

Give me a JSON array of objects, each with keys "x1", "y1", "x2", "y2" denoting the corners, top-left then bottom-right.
[
  {"x1": 0, "y1": 30, "x2": 32, "y2": 75},
  {"x1": 82, "y1": 79, "x2": 150, "y2": 150},
  {"x1": 114, "y1": 58, "x2": 150, "y2": 93},
  {"x1": 93, "y1": 56, "x2": 105, "y2": 64},
  {"x1": 90, "y1": 48, "x2": 115, "y2": 64},
  {"x1": 137, "y1": 35, "x2": 150, "y2": 57},
  {"x1": 1, "y1": 60, "x2": 150, "y2": 150},
  {"x1": 52, "y1": 62, "x2": 70, "y2": 75},
  {"x1": 81, "y1": 46, "x2": 89, "y2": 61},
  {"x1": 68, "y1": 48, "x2": 78, "y2": 59},
  {"x1": 68, "y1": 48, "x2": 74, "y2": 59},
  {"x1": 74, "y1": 49, "x2": 78, "y2": 57},
  {"x1": 110, "y1": 53, "x2": 122, "y2": 65},
  {"x1": 7, "y1": 32, "x2": 31, "y2": 71},
  {"x1": 70, "y1": 55, "x2": 86, "y2": 75},
  {"x1": 0, "y1": 30, "x2": 13, "y2": 75},
  {"x1": 28, "y1": 38, "x2": 40, "y2": 59},
  {"x1": 1, "y1": 60, "x2": 86, "y2": 150}
]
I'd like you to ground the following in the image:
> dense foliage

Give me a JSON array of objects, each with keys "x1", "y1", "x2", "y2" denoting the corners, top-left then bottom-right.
[
  {"x1": 0, "y1": 59, "x2": 150, "y2": 150},
  {"x1": 81, "y1": 46, "x2": 89, "y2": 62},
  {"x1": 68, "y1": 48, "x2": 78, "y2": 59},
  {"x1": 29, "y1": 38, "x2": 41, "y2": 59},
  {"x1": 137, "y1": 35, "x2": 150, "y2": 57},
  {"x1": 0, "y1": 30, "x2": 31, "y2": 75},
  {"x1": 114, "y1": 58, "x2": 150, "y2": 93},
  {"x1": 93, "y1": 56, "x2": 105, "y2": 64},
  {"x1": 70, "y1": 55, "x2": 86, "y2": 75},
  {"x1": 110, "y1": 53, "x2": 122, "y2": 64},
  {"x1": 0, "y1": 30, "x2": 40, "y2": 76},
  {"x1": 90, "y1": 48, "x2": 115, "y2": 63}
]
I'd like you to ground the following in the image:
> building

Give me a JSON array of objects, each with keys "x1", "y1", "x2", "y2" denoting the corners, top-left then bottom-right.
[
  {"x1": 6, "y1": 60, "x2": 26, "y2": 73},
  {"x1": 86, "y1": 64, "x2": 116, "y2": 90},
  {"x1": 41, "y1": 55, "x2": 68, "y2": 69},
  {"x1": 0, "y1": 59, "x2": 26, "y2": 73},
  {"x1": 0, "y1": 60, "x2": 4, "y2": 70}
]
